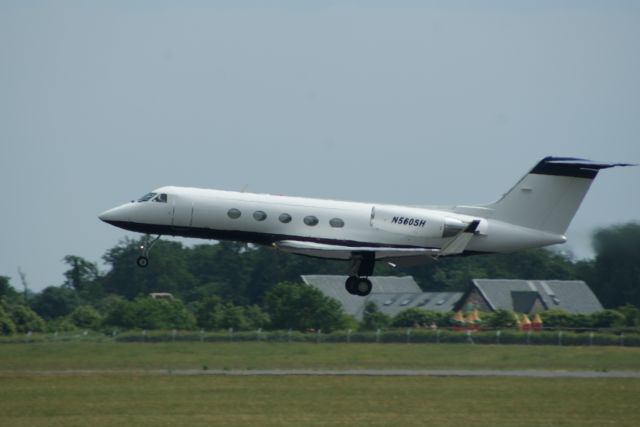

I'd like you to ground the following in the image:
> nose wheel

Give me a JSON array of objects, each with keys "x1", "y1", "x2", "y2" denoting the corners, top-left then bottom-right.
[
  {"x1": 345, "y1": 276, "x2": 372, "y2": 296},
  {"x1": 136, "y1": 235, "x2": 161, "y2": 268}
]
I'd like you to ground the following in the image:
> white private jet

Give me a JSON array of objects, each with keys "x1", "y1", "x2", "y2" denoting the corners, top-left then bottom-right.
[{"x1": 99, "y1": 156, "x2": 633, "y2": 296}]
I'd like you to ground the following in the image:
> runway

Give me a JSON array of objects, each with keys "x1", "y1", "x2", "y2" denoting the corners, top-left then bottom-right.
[{"x1": 2, "y1": 369, "x2": 639, "y2": 378}]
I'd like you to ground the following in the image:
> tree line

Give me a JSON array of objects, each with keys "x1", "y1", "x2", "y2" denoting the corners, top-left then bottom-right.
[{"x1": 1, "y1": 222, "x2": 639, "y2": 335}]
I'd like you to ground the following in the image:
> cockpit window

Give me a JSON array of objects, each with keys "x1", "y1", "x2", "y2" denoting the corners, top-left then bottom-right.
[
  {"x1": 138, "y1": 192, "x2": 157, "y2": 202},
  {"x1": 153, "y1": 193, "x2": 168, "y2": 203}
]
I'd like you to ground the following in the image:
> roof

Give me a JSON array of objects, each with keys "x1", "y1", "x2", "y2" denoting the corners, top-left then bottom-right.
[
  {"x1": 510, "y1": 291, "x2": 541, "y2": 314},
  {"x1": 471, "y1": 279, "x2": 603, "y2": 314},
  {"x1": 301, "y1": 275, "x2": 462, "y2": 320}
]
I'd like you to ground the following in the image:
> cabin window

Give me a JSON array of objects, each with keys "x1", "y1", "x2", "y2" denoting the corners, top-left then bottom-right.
[
  {"x1": 228, "y1": 208, "x2": 241, "y2": 219},
  {"x1": 153, "y1": 193, "x2": 167, "y2": 203},
  {"x1": 304, "y1": 215, "x2": 319, "y2": 226},
  {"x1": 279, "y1": 213, "x2": 292, "y2": 224},
  {"x1": 329, "y1": 218, "x2": 344, "y2": 228},
  {"x1": 253, "y1": 211, "x2": 267, "y2": 221},
  {"x1": 138, "y1": 192, "x2": 157, "y2": 202}
]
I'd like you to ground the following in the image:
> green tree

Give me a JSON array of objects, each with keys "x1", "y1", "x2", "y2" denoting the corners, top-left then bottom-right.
[
  {"x1": 186, "y1": 242, "x2": 254, "y2": 305},
  {"x1": 102, "y1": 238, "x2": 197, "y2": 300},
  {"x1": 265, "y1": 282, "x2": 346, "y2": 332},
  {"x1": 62, "y1": 255, "x2": 104, "y2": 303},
  {"x1": 63, "y1": 255, "x2": 99, "y2": 291},
  {"x1": 0, "y1": 276, "x2": 22, "y2": 305},
  {"x1": 360, "y1": 302, "x2": 390, "y2": 330},
  {"x1": 30, "y1": 286, "x2": 80, "y2": 320},
  {"x1": 590, "y1": 222, "x2": 640, "y2": 308}
]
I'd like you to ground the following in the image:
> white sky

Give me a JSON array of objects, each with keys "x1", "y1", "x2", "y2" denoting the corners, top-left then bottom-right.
[{"x1": 1, "y1": 1, "x2": 638, "y2": 292}]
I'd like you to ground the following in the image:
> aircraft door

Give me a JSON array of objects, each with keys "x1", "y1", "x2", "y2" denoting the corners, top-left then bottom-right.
[{"x1": 172, "y1": 195, "x2": 194, "y2": 227}]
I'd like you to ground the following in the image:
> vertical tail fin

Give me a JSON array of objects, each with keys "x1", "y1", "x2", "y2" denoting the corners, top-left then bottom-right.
[{"x1": 486, "y1": 157, "x2": 633, "y2": 235}]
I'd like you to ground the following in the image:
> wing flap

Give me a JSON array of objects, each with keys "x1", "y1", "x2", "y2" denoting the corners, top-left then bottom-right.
[{"x1": 273, "y1": 240, "x2": 438, "y2": 261}]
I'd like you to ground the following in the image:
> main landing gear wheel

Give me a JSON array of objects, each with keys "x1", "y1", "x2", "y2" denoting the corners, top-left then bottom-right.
[
  {"x1": 345, "y1": 276, "x2": 372, "y2": 297},
  {"x1": 136, "y1": 256, "x2": 149, "y2": 268},
  {"x1": 345, "y1": 276, "x2": 358, "y2": 295}
]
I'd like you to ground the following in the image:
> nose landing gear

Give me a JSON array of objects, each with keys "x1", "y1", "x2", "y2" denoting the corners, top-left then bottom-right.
[{"x1": 136, "y1": 235, "x2": 161, "y2": 268}]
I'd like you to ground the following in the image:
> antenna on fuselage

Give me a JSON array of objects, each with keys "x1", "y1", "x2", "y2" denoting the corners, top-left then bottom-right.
[{"x1": 240, "y1": 184, "x2": 249, "y2": 193}]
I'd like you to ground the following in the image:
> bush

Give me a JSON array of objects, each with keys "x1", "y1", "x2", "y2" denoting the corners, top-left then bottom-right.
[
  {"x1": 361, "y1": 302, "x2": 391, "y2": 331},
  {"x1": 218, "y1": 303, "x2": 249, "y2": 330},
  {"x1": 68, "y1": 305, "x2": 103, "y2": 329},
  {"x1": 46, "y1": 317, "x2": 79, "y2": 333},
  {"x1": 0, "y1": 305, "x2": 16, "y2": 335},
  {"x1": 618, "y1": 304, "x2": 640, "y2": 327},
  {"x1": 8, "y1": 304, "x2": 46, "y2": 333},
  {"x1": 105, "y1": 297, "x2": 197, "y2": 330},
  {"x1": 539, "y1": 310, "x2": 573, "y2": 328},
  {"x1": 244, "y1": 305, "x2": 271, "y2": 330},
  {"x1": 591, "y1": 310, "x2": 625, "y2": 328},
  {"x1": 391, "y1": 308, "x2": 445, "y2": 328},
  {"x1": 485, "y1": 309, "x2": 518, "y2": 329}
]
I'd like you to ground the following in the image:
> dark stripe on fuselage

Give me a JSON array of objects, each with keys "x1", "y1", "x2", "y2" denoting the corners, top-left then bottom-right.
[{"x1": 102, "y1": 220, "x2": 429, "y2": 250}]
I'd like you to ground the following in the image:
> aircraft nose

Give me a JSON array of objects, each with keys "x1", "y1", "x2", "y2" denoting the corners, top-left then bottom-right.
[{"x1": 99, "y1": 205, "x2": 130, "y2": 224}]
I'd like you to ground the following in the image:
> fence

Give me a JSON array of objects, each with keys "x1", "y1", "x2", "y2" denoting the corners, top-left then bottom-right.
[
  {"x1": 112, "y1": 328, "x2": 640, "y2": 347},
  {"x1": 2, "y1": 328, "x2": 639, "y2": 347}
]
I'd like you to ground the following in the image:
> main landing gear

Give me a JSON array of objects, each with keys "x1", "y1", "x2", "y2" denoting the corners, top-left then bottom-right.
[
  {"x1": 345, "y1": 276, "x2": 372, "y2": 296},
  {"x1": 345, "y1": 252, "x2": 375, "y2": 297},
  {"x1": 136, "y1": 234, "x2": 161, "y2": 268}
]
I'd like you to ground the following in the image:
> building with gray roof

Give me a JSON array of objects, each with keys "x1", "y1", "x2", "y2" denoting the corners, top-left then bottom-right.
[
  {"x1": 457, "y1": 279, "x2": 604, "y2": 314},
  {"x1": 301, "y1": 275, "x2": 462, "y2": 320}
]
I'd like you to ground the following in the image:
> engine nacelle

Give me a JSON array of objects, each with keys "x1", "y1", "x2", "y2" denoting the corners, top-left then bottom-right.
[
  {"x1": 370, "y1": 205, "x2": 487, "y2": 244},
  {"x1": 370, "y1": 205, "x2": 448, "y2": 240}
]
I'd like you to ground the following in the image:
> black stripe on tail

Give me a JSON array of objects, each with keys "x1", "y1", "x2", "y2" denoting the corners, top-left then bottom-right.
[{"x1": 531, "y1": 156, "x2": 635, "y2": 179}]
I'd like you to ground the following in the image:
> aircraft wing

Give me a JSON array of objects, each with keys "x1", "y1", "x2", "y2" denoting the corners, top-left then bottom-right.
[{"x1": 272, "y1": 240, "x2": 438, "y2": 263}]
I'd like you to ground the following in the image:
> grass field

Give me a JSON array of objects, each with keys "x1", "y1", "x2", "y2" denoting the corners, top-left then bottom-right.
[
  {"x1": 1, "y1": 342, "x2": 639, "y2": 426},
  {"x1": 1, "y1": 341, "x2": 640, "y2": 371},
  {"x1": 2, "y1": 375, "x2": 639, "y2": 427}
]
